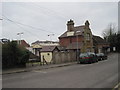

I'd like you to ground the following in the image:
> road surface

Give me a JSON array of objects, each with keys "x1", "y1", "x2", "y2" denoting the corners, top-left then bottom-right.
[{"x1": 2, "y1": 53, "x2": 118, "y2": 88}]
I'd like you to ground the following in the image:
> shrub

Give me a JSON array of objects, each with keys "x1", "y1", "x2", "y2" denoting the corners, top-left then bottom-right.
[{"x1": 2, "y1": 41, "x2": 30, "y2": 69}]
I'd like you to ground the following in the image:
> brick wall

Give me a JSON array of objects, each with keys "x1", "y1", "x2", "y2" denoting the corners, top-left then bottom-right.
[
  {"x1": 59, "y1": 36, "x2": 84, "y2": 47},
  {"x1": 21, "y1": 40, "x2": 30, "y2": 47}
]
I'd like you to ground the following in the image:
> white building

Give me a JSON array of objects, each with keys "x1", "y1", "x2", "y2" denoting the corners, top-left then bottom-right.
[{"x1": 31, "y1": 41, "x2": 59, "y2": 56}]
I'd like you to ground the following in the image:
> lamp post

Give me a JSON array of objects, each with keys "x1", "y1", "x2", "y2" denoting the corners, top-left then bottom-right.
[
  {"x1": 48, "y1": 34, "x2": 54, "y2": 44},
  {"x1": 17, "y1": 32, "x2": 23, "y2": 45},
  {"x1": 76, "y1": 31, "x2": 81, "y2": 63}
]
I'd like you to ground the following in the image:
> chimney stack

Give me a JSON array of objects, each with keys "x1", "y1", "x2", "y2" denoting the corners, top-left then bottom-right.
[
  {"x1": 85, "y1": 20, "x2": 90, "y2": 28},
  {"x1": 67, "y1": 19, "x2": 74, "y2": 31}
]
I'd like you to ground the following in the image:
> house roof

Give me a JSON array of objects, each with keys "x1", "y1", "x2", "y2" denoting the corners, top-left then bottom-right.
[
  {"x1": 21, "y1": 40, "x2": 30, "y2": 47},
  {"x1": 0, "y1": 38, "x2": 10, "y2": 44},
  {"x1": 93, "y1": 35, "x2": 109, "y2": 45},
  {"x1": 57, "y1": 46, "x2": 66, "y2": 51},
  {"x1": 59, "y1": 25, "x2": 85, "y2": 38},
  {"x1": 66, "y1": 42, "x2": 83, "y2": 50},
  {"x1": 32, "y1": 40, "x2": 59, "y2": 44},
  {"x1": 13, "y1": 40, "x2": 30, "y2": 47},
  {"x1": 31, "y1": 44, "x2": 42, "y2": 48},
  {"x1": 40, "y1": 46, "x2": 59, "y2": 52}
]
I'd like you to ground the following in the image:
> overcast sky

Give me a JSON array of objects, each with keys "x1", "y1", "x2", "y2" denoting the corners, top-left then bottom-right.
[{"x1": 1, "y1": 1, "x2": 118, "y2": 44}]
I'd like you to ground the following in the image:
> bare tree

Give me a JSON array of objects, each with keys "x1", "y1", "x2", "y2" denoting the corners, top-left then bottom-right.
[
  {"x1": 102, "y1": 23, "x2": 118, "y2": 52},
  {"x1": 102, "y1": 23, "x2": 117, "y2": 40}
]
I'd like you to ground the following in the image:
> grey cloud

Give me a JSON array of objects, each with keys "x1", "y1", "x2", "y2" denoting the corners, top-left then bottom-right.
[{"x1": 2, "y1": 2, "x2": 118, "y2": 44}]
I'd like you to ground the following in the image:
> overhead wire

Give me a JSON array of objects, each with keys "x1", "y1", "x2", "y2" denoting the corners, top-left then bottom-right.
[
  {"x1": 31, "y1": 3, "x2": 67, "y2": 20},
  {"x1": 2, "y1": 16, "x2": 48, "y2": 41},
  {"x1": 1, "y1": 3, "x2": 70, "y2": 42},
  {"x1": 14, "y1": 3, "x2": 67, "y2": 21},
  {"x1": 2, "y1": 14, "x2": 59, "y2": 35},
  {"x1": 2, "y1": 16, "x2": 61, "y2": 44},
  {"x1": 1, "y1": 3, "x2": 69, "y2": 36}
]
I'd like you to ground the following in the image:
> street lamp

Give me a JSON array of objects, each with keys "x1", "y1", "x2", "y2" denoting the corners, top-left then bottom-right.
[
  {"x1": 17, "y1": 32, "x2": 24, "y2": 45},
  {"x1": 48, "y1": 34, "x2": 54, "y2": 44},
  {"x1": 76, "y1": 31, "x2": 81, "y2": 63}
]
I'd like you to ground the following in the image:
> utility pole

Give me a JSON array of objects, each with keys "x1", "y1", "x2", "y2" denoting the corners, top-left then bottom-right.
[
  {"x1": 47, "y1": 34, "x2": 54, "y2": 64},
  {"x1": 17, "y1": 32, "x2": 24, "y2": 45}
]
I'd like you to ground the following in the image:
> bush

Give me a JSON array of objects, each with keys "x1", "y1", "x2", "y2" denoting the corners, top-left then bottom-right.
[{"x1": 2, "y1": 41, "x2": 30, "y2": 69}]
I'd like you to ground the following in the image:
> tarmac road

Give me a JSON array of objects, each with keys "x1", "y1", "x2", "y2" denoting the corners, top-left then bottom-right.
[{"x1": 2, "y1": 53, "x2": 118, "y2": 88}]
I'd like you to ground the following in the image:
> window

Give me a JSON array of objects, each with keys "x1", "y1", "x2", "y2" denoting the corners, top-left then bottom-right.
[
  {"x1": 87, "y1": 48, "x2": 91, "y2": 52},
  {"x1": 47, "y1": 53, "x2": 50, "y2": 55},
  {"x1": 86, "y1": 33, "x2": 90, "y2": 40}
]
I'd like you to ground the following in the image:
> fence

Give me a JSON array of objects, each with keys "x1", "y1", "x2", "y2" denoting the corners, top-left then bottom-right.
[{"x1": 52, "y1": 50, "x2": 77, "y2": 64}]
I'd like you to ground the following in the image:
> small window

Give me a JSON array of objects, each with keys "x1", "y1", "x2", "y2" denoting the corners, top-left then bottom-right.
[
  {"x1": 86, "y1": 33, "x2": 90, "y2": 40},
  {"x1": 87, "y1": 48, "x2": 91, "y2": 52},
  {"x1": 47, "y1": 53, "x2": 50, "y2": 55}
]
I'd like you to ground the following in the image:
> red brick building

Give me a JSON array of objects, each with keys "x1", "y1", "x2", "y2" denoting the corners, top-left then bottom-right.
[
  {"x1": 93, "y1": 35, "x2": 109, "y2": 53},
  {"x1": 59, "y1": 19, "x2": 94, "y2": 53},
  {"x1": 20, "y1": 40, "x2": 30, "y2": 47},
  {"x1": 14, "y1": 40, "x2": 30, "y2": 48}
]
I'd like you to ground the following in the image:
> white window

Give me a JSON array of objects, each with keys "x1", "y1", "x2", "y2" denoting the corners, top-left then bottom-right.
[
  {"x1": 87, "y1": 48, "x2": 91, "y2": 52},
  {"x1": 86, "y1": 33, "x2": 90, "y2": 40},
  {"x1": 98, "y1": 48, "x2": 102, "y2": 53}
]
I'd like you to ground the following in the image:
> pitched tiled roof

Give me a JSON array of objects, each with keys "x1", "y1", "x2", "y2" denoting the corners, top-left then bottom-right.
[
  {"x1": 40, "y1": 46, "x2": 59, "y2": 52},
  {"x1": 93, "y1": 35, "x2": 108, "y2": 44},
  {"x1": 32, "y1": 40, "x2": 58, "y2": 44},
  {"x1": 57, "y1": 46, "x2": 66, "y2": 51},
  {"x1": 21, "y1": 40, "x2": 30, "y2": 47},
  {"x1": 13, "y1": 40, "x2": 30, "y2": 47},
  {"x1": 59, "y1": 25, "x2": 85, "y2": 38},
  {"x1": 66, "y1": 42, "x2": 83, "y2": 50},
  {"x1": 74, "y1": 25, "x2": 85, "y2": 31}
]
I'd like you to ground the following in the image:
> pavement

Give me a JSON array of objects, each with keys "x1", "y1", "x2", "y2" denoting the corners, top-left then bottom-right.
[
  {"x1": 2, "y1": 53, "x2": 118, "y2": 88},
  {"x1": 2, "y1": 52, "x2": 116, "y2": 75},
  {"x1": 2, "y1": 61, "x2": 77, "y2": 75}
]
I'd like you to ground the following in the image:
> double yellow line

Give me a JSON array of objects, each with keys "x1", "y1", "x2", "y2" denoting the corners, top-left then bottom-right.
[{"x1": 112, "y1": 82, "x2": 120, "y2": 90}]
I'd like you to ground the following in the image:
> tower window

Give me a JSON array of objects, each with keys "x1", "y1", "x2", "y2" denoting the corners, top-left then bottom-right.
[{"x1": 86, "y1": 33, "x2": 90, "y2": 40}]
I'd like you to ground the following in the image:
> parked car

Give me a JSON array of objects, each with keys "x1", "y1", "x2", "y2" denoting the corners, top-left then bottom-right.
[
  {"x1": 79, "y1": 52, "x2": 98, "y2": 64},
  {"x1": 96, "y1": 53, "x2": 107, "y2": 61}
]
